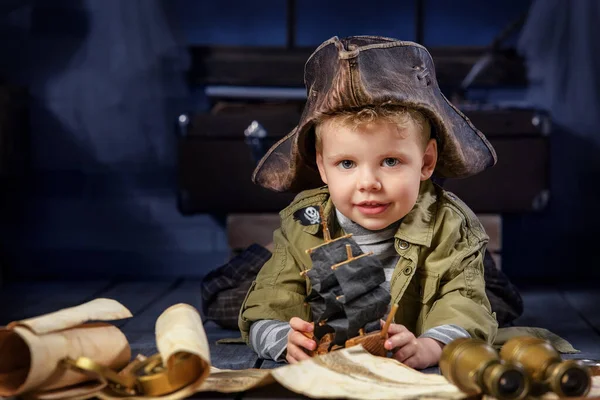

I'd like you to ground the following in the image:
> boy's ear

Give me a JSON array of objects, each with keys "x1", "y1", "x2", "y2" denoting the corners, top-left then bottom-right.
[
  {"x1": 316, "y1": 152, "x2": 328, "y2": 184},
  {"x1": 420, "y1": 139, "x2": 438, "y2": 181}
]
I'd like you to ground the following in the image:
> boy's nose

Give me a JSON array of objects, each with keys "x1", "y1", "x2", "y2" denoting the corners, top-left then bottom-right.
[{"x1": 357, "y1": 170, "x2": 382, "y2": 192}]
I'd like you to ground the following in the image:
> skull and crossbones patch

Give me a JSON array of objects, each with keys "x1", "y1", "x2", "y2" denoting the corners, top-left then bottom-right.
[{"x1": 293, "y1": 206, "x2": 321, "y2": 226}]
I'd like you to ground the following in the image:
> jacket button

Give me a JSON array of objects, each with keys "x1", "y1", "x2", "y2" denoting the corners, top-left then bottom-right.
[
  {"x1": 403, "y1": 266, "x2": 413, "y2": 275},
  {"x1": 398, "y1": 240, "x2": 410, "y2": 250}
]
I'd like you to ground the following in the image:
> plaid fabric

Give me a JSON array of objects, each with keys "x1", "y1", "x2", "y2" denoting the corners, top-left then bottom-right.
[
  {"x1": 201, "y1": 244, "x2": 272, "y2": 329},
  {"x1": 483, "y1": 251, "x2": 524, "y2": 327}
]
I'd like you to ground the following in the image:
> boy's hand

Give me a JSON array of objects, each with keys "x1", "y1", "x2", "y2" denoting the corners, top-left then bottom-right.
[
  {"x1": 381, "y1": 321, "x2": 444, "y2": 369},
  {"x1": 286, "y1": 317, "x2": 317, "y2": 364}
]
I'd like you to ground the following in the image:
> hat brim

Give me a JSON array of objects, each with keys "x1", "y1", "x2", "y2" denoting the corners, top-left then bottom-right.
[
  {"x1": 252, "y1": 93, "x2": 497, "y2": 193},
  {"x1": 252, "y1": 36, "x2": 497, "y2": 193}
]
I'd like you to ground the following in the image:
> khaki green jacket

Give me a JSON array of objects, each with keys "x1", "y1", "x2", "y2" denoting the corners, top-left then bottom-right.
[{"x1": 238, "y1": 179, "x2": 498, "y2": 344}]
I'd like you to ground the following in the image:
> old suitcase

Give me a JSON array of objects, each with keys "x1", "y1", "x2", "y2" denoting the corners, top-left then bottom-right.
[{"x1": 177, "y1": 100, "x2": 550, "y2": 215}]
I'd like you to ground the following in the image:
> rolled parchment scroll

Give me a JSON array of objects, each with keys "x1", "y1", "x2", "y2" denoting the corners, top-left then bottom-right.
[
  {"x1": 0, "y1": 298, "x2": 132, "y2": 398},
  {"x1": 97, "y1": 304, "x2": 213, "y2": 400}
]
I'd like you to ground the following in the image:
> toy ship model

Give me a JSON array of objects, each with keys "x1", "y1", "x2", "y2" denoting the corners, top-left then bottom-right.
[{"x1": 297, "y1": 206, "x2": 396, "y2": 357}]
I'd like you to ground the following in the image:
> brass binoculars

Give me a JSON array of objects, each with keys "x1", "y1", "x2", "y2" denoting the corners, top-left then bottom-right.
[{"x1": 440, "y1": 337, "x2": 591, "y2": 399}]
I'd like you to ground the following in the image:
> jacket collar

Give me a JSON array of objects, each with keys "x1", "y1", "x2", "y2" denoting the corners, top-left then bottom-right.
[{"x1": 302, "y1": 180, "x2": 438, "y2": 247}]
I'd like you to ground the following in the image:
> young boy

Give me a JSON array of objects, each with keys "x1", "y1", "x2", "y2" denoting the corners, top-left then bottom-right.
[{"x1": 238, "y1": 35, "x2": 499, "y2": 369}]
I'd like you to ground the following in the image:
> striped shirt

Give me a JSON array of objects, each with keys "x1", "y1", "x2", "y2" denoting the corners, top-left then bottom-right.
[{"x1": 248, "y1": 210, "x2": 470, "y2": 361}]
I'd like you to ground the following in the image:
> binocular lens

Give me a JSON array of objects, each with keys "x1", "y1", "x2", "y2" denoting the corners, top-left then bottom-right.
[
  {"x1": 560, "y1": 368, "x2": 590, "y2": 397},
  {"x1": 497, "y1": 370, "x2": 526, "y2": 399}
]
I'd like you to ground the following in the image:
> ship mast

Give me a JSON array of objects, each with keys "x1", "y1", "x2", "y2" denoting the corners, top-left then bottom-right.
[
  {"x1": 300, "y1": 205, "x2": 391, "y2": 353},
  {"x1": 321, "y1": 207, "x2": 331, "y2": 242},
  {"x1": 304, "y1": 208, "x2": 354, "y2": 256}
]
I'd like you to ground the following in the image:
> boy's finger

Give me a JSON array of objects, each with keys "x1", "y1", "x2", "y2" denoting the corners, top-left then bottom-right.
[
  {"x1": 286, "y1": 344, "x2": 301, "y2": 361},
  {"x1": 393, "y1": 342, "x2": 418, "y2": 362},
  {"x1": 291, "y1": 331, "x2": 316, "y2": 351},
  {"x1": 289, "y1": 317, "x2": 314, "y2": 332},
  {"x1": 385, "y1": 323, "x2": 408, "y2": 335},
  {"x1": 403, "y1": 354, "x2": 421, "y2": 369},
  {"x1": 385, "y1": 332, "x2": 416, "y2": 350},
  {"x1": 288, "y1": 344, "x2": 311, "y2": 362}
]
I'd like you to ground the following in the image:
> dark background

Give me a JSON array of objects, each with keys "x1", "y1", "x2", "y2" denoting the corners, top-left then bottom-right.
[{"x1": 0, "y1": 0, "x2": 598, "y2": 286}]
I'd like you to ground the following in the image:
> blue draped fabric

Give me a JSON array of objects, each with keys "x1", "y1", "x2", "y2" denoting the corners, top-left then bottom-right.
[
  {"x1": 24, "y1": 0, "x2": 190, "y2": 171},
  {"x1": 0, "y1": 0, "x2": 228, "y2": 279},
  {"x1": 518, "y1": 0, "x2": 600, "y2": 142},
  {"x1": 502, "y1": 0, "x2": 600, "y2": 282}
]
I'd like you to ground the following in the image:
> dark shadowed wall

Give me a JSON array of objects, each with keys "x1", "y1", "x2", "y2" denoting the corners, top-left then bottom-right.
[{"x1": 0, "y1": 0, "x2": 598, "y2": 284}]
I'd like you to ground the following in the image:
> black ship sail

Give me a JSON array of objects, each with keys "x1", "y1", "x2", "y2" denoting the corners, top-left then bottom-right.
[{"x1": 304, "y1": 234, "x2": 391, "y2": 348}]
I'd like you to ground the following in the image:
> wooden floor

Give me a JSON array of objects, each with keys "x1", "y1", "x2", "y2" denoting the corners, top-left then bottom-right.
[{"x1": 1, "y1": 280, "x2": 599, "y2": 398}]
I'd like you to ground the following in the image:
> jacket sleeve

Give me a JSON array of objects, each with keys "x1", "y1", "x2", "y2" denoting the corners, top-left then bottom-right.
[
  {"x1": 421, "y1": 235, "x2": 499, "y2": 344},
  {"x1": 238, "y1": 226, "x2": 311, "y2": 344}
]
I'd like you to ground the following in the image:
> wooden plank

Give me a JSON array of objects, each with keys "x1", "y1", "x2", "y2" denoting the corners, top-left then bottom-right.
[
  {"x1": 514, "y1": 288, "x2": 600, "y2": 360},
  {"x1": 121, "y1": 331, "x2": 160, "y2": 358},
  {"x1": 0, "y1": 280, "x2": 112, "y2": 325},
  {"x1": 203, "y1": 321, "x2": 260, "y2": 370},
  {"x1": 562, "y1": 289, "x2": 600, "y2": 339},
  {"x1": 95, "y1": 280, "x2": 178, "y2": 331},
  {"x1": 209, "y1": 341, "x2": 260, "y2": 371},
  {"x1": 7, "y1": 249, "x2": 228, "y2": 280},
  {"x1": 123, "y1": 279, "x2": 203, "y2": 331}
]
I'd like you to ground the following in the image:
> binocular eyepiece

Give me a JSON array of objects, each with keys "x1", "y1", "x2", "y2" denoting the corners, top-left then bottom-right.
[
  {"x1": 440, "y1": 338, "x2": 529, "y2": 400},
  {"x1": 440, "y1": 337, "x2": 592, "y2": 399},
  {"x1": 500, "y1": 336, "x2": 591, "y2": 397}
]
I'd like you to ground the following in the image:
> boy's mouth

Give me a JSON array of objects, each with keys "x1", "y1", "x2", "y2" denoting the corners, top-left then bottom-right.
[{"x1": 355, "y1": 202, "x2": 389, "y2": 215}]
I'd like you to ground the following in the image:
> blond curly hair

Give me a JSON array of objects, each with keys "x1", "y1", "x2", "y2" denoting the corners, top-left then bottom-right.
[{"x1": 314, "y1": 105, "x2": 431, "y2": 153}]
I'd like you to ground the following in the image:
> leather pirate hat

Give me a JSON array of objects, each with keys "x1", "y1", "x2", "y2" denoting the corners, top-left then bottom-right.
[{"x1": 252, "y1": 35, "x2": 497, "y2": 193}]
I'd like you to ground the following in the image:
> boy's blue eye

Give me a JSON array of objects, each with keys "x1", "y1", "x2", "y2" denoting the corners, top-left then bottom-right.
[
  {"x1": 383, "y1": 158, "x2": 399, "y2": 167},
  {"x1": 339, "y1": 160, "x2": 355, "y2": 169}
]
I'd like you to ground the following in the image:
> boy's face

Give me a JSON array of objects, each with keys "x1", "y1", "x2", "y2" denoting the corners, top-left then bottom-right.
[{"x1": 316, "y1": 119, "x2": 437, "y2": 231}]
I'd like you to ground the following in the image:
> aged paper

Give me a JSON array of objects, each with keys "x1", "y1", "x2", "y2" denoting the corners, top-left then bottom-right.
[
  {"x1": 0, "y1": 299, "x2": 132, "y2": 398},
  {"x1": 270, "y1": 346, "x2": 464, "y2": 400}
]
